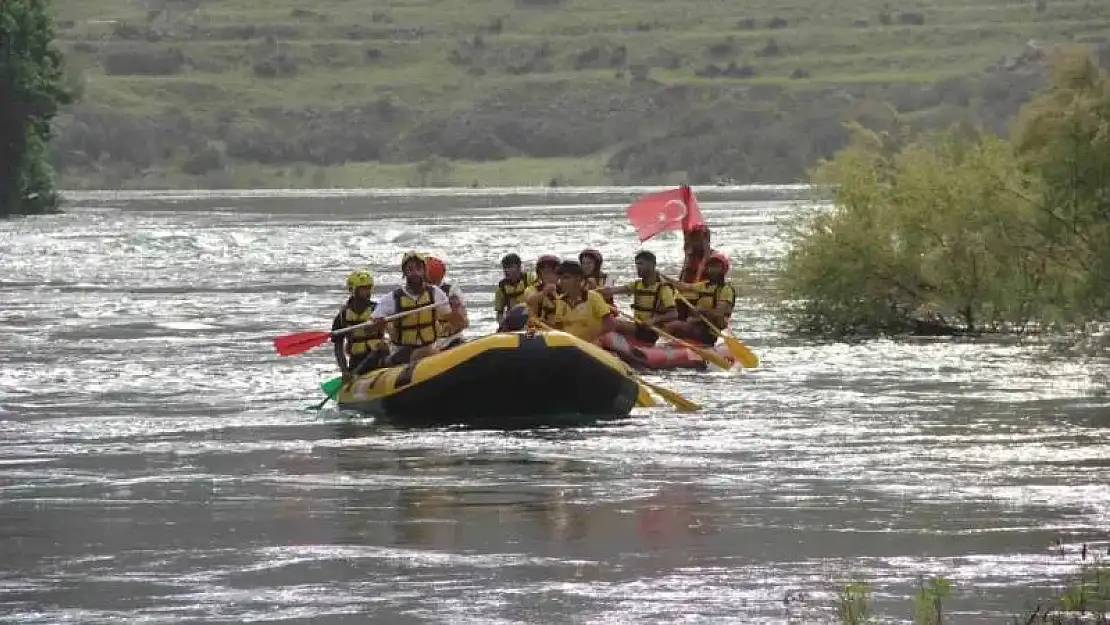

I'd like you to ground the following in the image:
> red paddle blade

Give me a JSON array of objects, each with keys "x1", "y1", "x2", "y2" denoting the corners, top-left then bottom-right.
[{"x1": 273, "y1": 331, "x2": 331, "y2": 356}]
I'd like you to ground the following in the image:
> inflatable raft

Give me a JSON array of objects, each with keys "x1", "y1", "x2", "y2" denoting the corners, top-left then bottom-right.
[
  {"x1": 337, "y1": 330, "x2": 640, "y2": 428},
  {"x1": 597, "y1": 331, "x2": 735, "y2": 371}
]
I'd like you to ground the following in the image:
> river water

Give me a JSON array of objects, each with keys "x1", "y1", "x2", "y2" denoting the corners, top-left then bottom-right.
[{"x1": 1, "y1": 187, "x2": 1108, "y2": 624}]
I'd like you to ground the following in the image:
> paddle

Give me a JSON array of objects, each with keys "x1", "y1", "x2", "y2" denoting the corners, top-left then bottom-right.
[
  {"x1": 531, "y1": 319, "x2": 701, "y2": 413},
  {"x1": 609, "y1": 307, "x2": 734, "y2": 370},
  {"x1": 274, "y1": 303, "x2": 438, "y2": 357},
  {"x1": 667, "y1": 287, "x2": 760, "y2": 369}
]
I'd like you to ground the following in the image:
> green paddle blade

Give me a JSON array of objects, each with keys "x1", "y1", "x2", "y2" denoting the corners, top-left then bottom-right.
[{"x1": 320, "y1": 376, "x2": 343, "y2": 396}]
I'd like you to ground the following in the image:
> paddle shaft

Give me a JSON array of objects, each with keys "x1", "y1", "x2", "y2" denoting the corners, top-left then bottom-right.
[
  {"x1": 666, "y1": 280, "x2": 759, "y2": 369},
  {"x1": 611, "y1": 307, "x2": 731, "y2": 369},
  {"x1": 332, "y1": 302, "x2": 439, "y2": 338}
]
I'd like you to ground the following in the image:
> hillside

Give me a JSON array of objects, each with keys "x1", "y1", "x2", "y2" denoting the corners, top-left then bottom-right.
[{"x1": 50, "y1": 0, "x2": 1110, "y2": 189}]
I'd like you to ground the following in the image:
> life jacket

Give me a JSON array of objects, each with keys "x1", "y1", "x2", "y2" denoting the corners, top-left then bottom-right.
[
  {"x1": 497, "y1": 275, "x2": 530, "y2": 311},
  {"x1": 339, "y1": 299, "x2": 386, "y2": 356},
  {"x1": 391, "y1": 286, "x2": 439, "y2": 347},
  {"x1": 691, "y1": 280, "x2": 736, "y2": 323},
  {"x1": 629, "y1": 278, "x2": 673, "y2": 323}
]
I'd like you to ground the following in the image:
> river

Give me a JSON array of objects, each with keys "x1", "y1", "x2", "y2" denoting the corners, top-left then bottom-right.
[{"x1": 1, "y1": 187, "x2": 1108, "y2": 624}]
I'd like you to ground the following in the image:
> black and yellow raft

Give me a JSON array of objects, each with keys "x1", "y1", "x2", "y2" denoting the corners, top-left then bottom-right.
[{"x1": 337, "y1": 330, "x2": 640, "y2": 428}]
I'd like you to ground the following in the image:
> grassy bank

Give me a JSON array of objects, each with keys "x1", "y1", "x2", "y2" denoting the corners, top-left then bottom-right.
[{"x1": 50, "y1": 0, "x2": 1110, "y2": 189}]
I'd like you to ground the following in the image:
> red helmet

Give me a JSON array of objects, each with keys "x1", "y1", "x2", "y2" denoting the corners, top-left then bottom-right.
[
  {"x1": 578, "y1": 248, "x2": 603, "y2": 265},
  {"x1": 425, "y1": 256, "x2": 446, "y2": 284},
  {"x1": 707, "y1": 251, "x2": 730, "y2": 272},
  {"x1": 536, "y1": 254, "x2": 560, "y2": 270}
]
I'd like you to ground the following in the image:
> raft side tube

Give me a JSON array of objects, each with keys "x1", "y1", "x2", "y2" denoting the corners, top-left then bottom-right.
[
  {"x1": 597, "y1": 331, "x2": 735, "y2": 371},
  {"x1": 338, "y1": 331, "x2": 639, "y2": 428}
]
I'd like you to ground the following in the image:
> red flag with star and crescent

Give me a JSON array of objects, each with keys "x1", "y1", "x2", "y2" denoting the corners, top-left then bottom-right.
[{"x1": 625, "y1": 185, "x2": 706, "y2": 242}]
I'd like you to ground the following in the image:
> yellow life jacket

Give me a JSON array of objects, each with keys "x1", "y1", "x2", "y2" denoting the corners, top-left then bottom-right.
[
  {"x1": 629, "y1": 279, "x2": 673, "y2": 323},
  {"x1": 339, "y1": 300, "x2": 386, "y2": 356},
  {"x1": 692, "y1": 281, "x2": 737, "y2": 321},
  {"x1": 391, "y1": 286, "x2": 439, "y2": 347},
  {"x1": 497, "y1": 275, "x2": 530, "y2": 311}
]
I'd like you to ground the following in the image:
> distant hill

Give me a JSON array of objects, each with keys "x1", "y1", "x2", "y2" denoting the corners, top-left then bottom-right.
[{"x1": 50, "y1": 0, "x2": 1110, "y2": 189}]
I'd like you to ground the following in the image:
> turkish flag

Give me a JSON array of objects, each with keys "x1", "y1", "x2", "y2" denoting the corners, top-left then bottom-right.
[{"x1": 626, "y1": 185, "x2": 706, "y2": 242}]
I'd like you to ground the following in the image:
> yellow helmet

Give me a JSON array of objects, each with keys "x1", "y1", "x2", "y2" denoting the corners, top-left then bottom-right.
[
  {"x1": 346, "y1": 270, "x2": 374, "y2": 291},
  {"x1": 400, "y1": 251, "x2": 426, "y2": 270}
]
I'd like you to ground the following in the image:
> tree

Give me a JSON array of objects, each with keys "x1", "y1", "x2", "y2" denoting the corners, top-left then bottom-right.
[
  {"x1": 1, "y1": 0, "x2": 73, "y2": 217},
  {"x1": 777, "y1": 47, "x2": 1110, "y2": 338},
  {"x1": 1011, "y1": 47, "x2": 1110, "y2": 320}
]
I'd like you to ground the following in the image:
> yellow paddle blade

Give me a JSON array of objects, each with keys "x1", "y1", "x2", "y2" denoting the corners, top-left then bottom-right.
[
  {"x1": 722, "y1": 334, "x2": 759, "y2": 368},
  {"x1": 688, "y1": 343, "x2": 733, "y2": 370},
  {"x1": 635, "y1": 383, "x2": 658, "y2": 407},
  {"x1": 641, "y1": 380, "x2": 701, "y2": 413}
]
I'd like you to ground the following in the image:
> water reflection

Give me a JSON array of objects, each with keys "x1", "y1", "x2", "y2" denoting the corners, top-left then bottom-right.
[{"x1": 329, "y1": 437, "x2": 723, "y2": 574}]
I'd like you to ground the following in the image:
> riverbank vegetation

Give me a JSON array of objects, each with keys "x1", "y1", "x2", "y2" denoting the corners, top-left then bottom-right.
[
  {"x1": 49, "y1": 0, "x2": 1110, "y2": 189},
  {"x1": 1, "y1": 0, "x2": 73, "y2": 217},
  {"x1": 834, "y1": 561, "x2": 1110, "y2": 624},
  {"x1": 778, "y1": 48, "x2": 1110, "y2": 339}
]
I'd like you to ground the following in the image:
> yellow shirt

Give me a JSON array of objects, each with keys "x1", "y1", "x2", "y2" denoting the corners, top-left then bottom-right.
[{"x1": 554, "y1": 290, "x2": 613, "y2": 341}]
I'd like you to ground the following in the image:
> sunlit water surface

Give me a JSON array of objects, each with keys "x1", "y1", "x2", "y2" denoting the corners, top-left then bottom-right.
[{"x1": 1, "y1": 187, "x2": 1108, "y2": 624}]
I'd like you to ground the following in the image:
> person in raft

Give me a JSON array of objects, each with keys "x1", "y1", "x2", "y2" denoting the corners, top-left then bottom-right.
[
  {"x1": 678, "y1": 224, "x2": 717, "y2": 284},
  {"x1": 522, "y1": 254, "x2": 562, "y2": 327},
  {"x1": 578, "y1": 248, "x2": 614, "y2": 304},
  {"x1": 551, "y1": 260, "x2": 616, "y2": 343},
  {"x1": 424, "y1": 255, "x2": 468, "y2": 350},
  {"x1": 663, "y1": 251, "x2": 736, "y2": 346},
  {"x1": 332, "y1": 270, "x2": 391, "y2": 382},
  {"x1": 493, "y1": 253, "x2": 530, "y2": 327},
  {"x1": 599, "y1": 250, "x2": 678, "y2": 346},
  {"x1": 369, "y1": 251, "x2": 459, "y2": 366}
]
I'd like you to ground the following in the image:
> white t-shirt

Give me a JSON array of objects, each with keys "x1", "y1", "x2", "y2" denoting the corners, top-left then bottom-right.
[{"x1": 372, "y1": 284, "x2": 452, "y2": 319}]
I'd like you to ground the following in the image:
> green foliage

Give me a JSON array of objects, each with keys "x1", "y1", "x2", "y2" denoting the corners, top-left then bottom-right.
[
  {"x1": 913, "y1": 577, "x2": 953, "y2": 625},
  {"x1": 1019, "y1": 563, "x2": 1110, "y2": 624},
  {"x1": 778, "y1": 49, "x2": 1110, "y2": 338},
  {"x1": 835, "y1": 580, "x2": 874, "y2": 625},
  {"x1": 1012, "y1": 47, "x2": 1110, "y2": 322},
  {"x1": 1, "y1": 0, "x2": 72, "y2": 216}
]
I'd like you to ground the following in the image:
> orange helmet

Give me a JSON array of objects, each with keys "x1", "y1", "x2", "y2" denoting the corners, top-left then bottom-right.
[
  {"x1": 707, "y1": 251, "x2": 730, "y2": 272},
  {"x1": 425, "y1": 256, "x2": 446, "y2": 284}
]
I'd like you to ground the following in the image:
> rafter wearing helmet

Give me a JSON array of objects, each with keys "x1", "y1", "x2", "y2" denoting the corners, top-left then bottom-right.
[
  {"x1": 523, "y1": 254, "x2": 562, "y2": 326},
  {"x1": 423, "y1": 254, "x2": 468, "y2": 349},
  {"x1": 367, "y1": 251, "x2": 461, "y2": 366},
  {"x1": 331, "y1": 270, "x2": 390, "y2": 382},
  {"x1": 578, "y1": 248, "x2": 614, "y2": 305},
  {"x1": 663, "y1": 251, "x2": 736, "y2": 346}
]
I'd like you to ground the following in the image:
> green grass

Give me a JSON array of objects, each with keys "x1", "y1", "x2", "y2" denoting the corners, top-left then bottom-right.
[{"x1": 48, "y1": 0, "x2": 1110, "y2": 188}]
